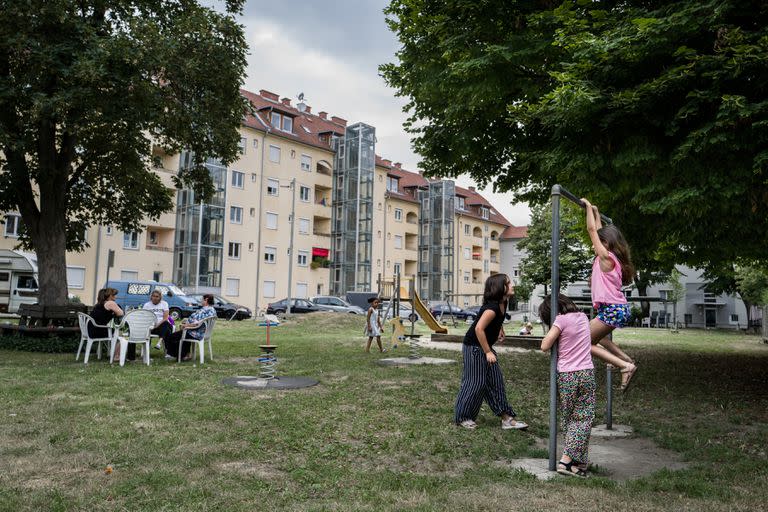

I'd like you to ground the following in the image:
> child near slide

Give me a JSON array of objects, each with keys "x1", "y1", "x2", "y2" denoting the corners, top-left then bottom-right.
[
  {"x1": 454, "y1": 274, "x2": 527, "y2": 430},
  {"x1": 539, "y1": 294, "x2": 596, "y2": 478},
  {"x1": 365, "y1": 297, "x2": 385, "y2": 353},
  {"x1": 581, "y1": 198, "x2": 638, "y2": 392}
]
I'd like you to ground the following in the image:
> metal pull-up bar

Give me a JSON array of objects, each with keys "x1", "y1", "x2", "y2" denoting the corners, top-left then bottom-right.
[{"x1": 548, "y1": 184, "x2": 613, "y2": 471}]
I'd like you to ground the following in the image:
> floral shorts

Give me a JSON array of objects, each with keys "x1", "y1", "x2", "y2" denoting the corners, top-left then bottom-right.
[{"x1": 596, "y1": 303, "x2": 631, "y2": 328}]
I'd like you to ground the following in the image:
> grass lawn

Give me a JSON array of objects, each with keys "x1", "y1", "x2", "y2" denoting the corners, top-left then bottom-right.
[{"x1": 1, "y1": 314, "x2": 766, "y2": 511}]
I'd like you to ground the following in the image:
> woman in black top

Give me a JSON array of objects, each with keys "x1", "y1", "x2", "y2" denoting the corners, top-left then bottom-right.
[
  {"x1": 454, "y1": 274, "x2": 528, "y2": 430},
  {"x1": 89, "y1": 288, "x2": 124, "y2": 357}
]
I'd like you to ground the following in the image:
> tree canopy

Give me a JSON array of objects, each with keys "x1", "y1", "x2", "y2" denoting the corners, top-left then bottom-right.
[
  {"x1": 382, "y1": 0, "x2": 768, "y2": 276},
  {"x1": 0, "y1": 1, "x2": 249, "y2": 305}
]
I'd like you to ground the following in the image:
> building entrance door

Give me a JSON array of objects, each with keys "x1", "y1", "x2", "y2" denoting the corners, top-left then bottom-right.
[{"x1": 705, "y1": 308, "x2": 717, "y2": 328}]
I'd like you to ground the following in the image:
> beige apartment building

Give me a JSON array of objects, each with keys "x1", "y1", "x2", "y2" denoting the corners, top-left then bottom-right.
[{"x1": 0, "y1": 88, "x2": 513, "y2": 311}]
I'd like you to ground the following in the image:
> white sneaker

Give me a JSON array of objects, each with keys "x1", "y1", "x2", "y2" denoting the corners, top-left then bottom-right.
[
  {"x1": 154, "y1": 342, "x2": 163, "y2": 350},
  {"x1": 459, "y1": 419, "x2": 478, "y2": 430},
  {"x1": 164, "y1": 354, "x2": 175, "y2": 361},
  {"x1": 501, "y1": 417, "x2": 528, "y2": 430}
]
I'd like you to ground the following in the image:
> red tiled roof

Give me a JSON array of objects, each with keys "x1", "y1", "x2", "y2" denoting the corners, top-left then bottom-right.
[
  {"x1": 455, "y1": 186, "x2": 511, "y2": 227},
  {"x1": 500, "y1": 226, "x2": 528, "y2": 239},
  {"x1": 241, "y1": 89, "x2": 345, "y2": 152}
]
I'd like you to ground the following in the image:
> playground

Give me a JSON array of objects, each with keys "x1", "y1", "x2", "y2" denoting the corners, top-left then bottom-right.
[{"x1": 1, "y1": 313, "x2": 766, "y2": 511}]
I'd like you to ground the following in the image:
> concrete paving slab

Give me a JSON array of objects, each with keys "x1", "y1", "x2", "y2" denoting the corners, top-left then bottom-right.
[
  {"x1": 591, "y1": 423, "x2": 633, "y2": 438},
  {"x1": 508, "y1": 458, "x2": 559, "y2": 481},
  {"x1": 221, "y1": 375, "x2": 319, "y2": 390},
  {"x1": 377, "y1": 356, "x2": 456, "y2": 366}
]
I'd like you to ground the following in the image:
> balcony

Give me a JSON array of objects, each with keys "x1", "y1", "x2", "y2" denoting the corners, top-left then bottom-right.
[
  {"x1": 145, "y1": 245, "x2": 173, "y2": 252},
  {"x1": 313, "y1": 229, "x2": 331, "y2": 237}
]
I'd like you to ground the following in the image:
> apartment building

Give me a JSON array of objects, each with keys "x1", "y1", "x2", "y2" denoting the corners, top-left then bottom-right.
[{"x1": 0, "y1": 87, "x2": 515, "y2": 310}]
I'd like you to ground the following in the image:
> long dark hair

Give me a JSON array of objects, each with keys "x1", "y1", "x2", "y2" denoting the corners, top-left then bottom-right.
[
  {"x1": 538, "y1": 294, "x2": 580, "y2": 327},
  {"x1": 598, "y1": 224, "x2": 635, "y2": 285},
  {"x1": 483, "y1": 273, "x2": 509, "y2": 304}
]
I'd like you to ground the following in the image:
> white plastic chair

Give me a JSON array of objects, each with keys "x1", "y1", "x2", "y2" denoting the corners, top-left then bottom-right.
[
  {"x1": 178, "y1": 316, "x2": 216, "y2": 363},
  {"x1": 76, "y1": 313, "x2": 113, "y2": 364},
  {"x1": 110, "y1": 309, "x2": 156, "y2": 366}
]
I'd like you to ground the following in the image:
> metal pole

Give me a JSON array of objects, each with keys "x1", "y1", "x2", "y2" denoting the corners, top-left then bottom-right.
[
  {"x1": 286, "y1": 178, "x2": 296, "y2": 315},
  {"x1": 549, "y1": 185, "x2": 561, "y2": 471},
  {"x1": 195, "y1": 200, "x2": 203, "y2": 293},
  {"x1": 606, "y1": 363, "x2": 613, "y2": 430}
]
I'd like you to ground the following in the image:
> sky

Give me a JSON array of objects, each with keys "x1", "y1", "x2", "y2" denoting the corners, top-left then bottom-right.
[{"x1": 238, "y1": 0, "x2": 531, "y2": 227}]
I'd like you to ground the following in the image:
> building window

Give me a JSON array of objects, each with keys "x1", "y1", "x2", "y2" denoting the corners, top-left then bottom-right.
[
  {"x1": 250, "y1": 207, "x2": 256, "y2": 217},
  {"x1": 66, "y1": 266, "x2": 85, "y2": 289},
  {"x1": 464, "y1": 272, "x2": 470, "y2": 284},
  {"x1": 238, "y1": 137, "x2": 246, "y2": 154},
  {"x1": 386, "y1": 176, "x2": 399, "y2": 193},
  {"x1": 301, "y1": 154, "x2": 311, "y2": 172},
  {"x1": 394, "y1": 235, "x2": 403, "y2": 249},
  {"x1": 270, "y1": 112, "x2": 293, "y2": 133},
  {"x1": 456, "y1": 196, "x2": 465, "y2": 210},
  {"x1": 264, "y1": 246, "x2": 276, "y2": 264},
  {"x1": 299, "y1": 218, "x2": 310, "y2": 235},
  {"x1": 269, "y1": 145, "x2": 281, "y2": 163},
  {"x1": 253, "y1": 138, "x2": 259, "y2": 149},
  {"x1": 121, "y1": 270, "x2": 139, "y2": 281},
  {"x1": 481, "y1": 207, "x2": 489, "y2": 220},
  {"x1": 299, "y1": 186, "x2": 311, "y2": 202},
  {"x1": 123, "y1": 232, "x2": 139, "y2": 249},
  {"x1": 298, "y1": 250, "x2": 308, "y2": 267},
  {"x1": 105, "y1": 226, "x2": 113, "y2": 236},
  {"x1": 266, "y1": 212, "x2": 278, "y2": 230},
  {"x1": 283, "y1": 116, "x2": 293, "y2": 133},
  {"x1": 228, "y1": 242, "x2": 241, "y2": 259},
  {"x1": 484, "y1": 236, "x2": 489, "y2": 250},
  {"x1": 513, "y1": 269, "x2": 519, "y2": 277},
  {"x1": 226, "y1": 278, "x2": 240, "y2": 297},
  {"x1": 464, "y1": 248, "x2": 470, "y2": 260},
  {"x1": 264, "y1": 280, "x2": 276, "y2": 298},
  {"x1": 3, "y1": 214, "x2": 22, "y2": 237},
  {"x1": 267, "y1": 178, "x2": 279, "y2": 196},
  {"x1": 464, "y1": 224, "x2": 470, "y2": 235},
  {"x1": 248, "y1": 242, "x2": 254, "y2": 251},
  {"x1": 393, "y1": 263, "x2": 401, "y2": 275},
  {"x1": 231, "y1": 170, "x2": 244, "y2": 189},
  {"x1": 394, "y1": 208, "x2": 402, "y2": 221},
  {"x1": 730, "y1": 314, "x2": 739, "y2": 324},
  {"x1": 153, "y1": 271, "x2": 162, "y2": 282},
  {"x1": 230, "y1": 206, "x2": 243, "y2": 224},
  {"x1": 484, "y1": 259, "x2": 489, "y2": 272},
  {"x1": 251, "y1": 173, "x2": 257, "y2": 182}
]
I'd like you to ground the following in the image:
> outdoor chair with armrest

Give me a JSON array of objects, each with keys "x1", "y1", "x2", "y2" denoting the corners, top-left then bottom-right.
[
  {"x1": 76, "y1": 313, "x2": 113, "y2": 364},
  {"x1": 178, "y1": 316, "x2": 216, "y2": 364},
  {"x1": 109, "y1": 309, "x2": 156, "y2": 367}
]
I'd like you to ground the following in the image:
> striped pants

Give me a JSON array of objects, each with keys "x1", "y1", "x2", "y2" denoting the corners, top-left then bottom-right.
[
  {"x1": 454, "y1": 345, "x2": 516, "y2": 424},
  {"x1": 558, "y1": 369, "x2": 596, "y2": 464}
]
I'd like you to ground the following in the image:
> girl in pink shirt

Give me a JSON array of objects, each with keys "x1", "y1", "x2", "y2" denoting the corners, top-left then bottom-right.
[
  {"x1": 540, "y1": 294, "x2": 595, "y2": 478},
  {"x1": 582, "y1": 198, "x2": 637, "y2": 392}
]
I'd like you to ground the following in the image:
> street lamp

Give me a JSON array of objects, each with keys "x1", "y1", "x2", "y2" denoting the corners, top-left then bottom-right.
[{"x1": 281, "y1": 177, "x2": 297, "y2": 314}]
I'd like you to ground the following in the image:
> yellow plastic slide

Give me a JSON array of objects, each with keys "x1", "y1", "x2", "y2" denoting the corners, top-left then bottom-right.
[{"x1": 412, "y1": 291, "x2": 448, "y2": 334}]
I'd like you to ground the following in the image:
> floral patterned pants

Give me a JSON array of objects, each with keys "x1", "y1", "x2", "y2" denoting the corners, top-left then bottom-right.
[{"x1": 558, "y1": 369, "x2": 596, "y2": 464}]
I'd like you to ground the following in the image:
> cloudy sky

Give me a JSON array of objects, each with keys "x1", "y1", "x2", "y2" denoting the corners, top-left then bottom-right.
[{"x1": 238, "y1": 0, "x2": 531, "y2": 226}]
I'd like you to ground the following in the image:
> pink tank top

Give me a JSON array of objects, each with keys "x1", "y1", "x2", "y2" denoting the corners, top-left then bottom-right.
[{"x1": 591, "y1": 252, "x2": 627, "y2": 308}]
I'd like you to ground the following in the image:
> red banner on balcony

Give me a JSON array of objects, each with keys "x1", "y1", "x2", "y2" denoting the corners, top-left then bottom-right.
[{"x1": 312, "y1": 247, "x2": 329, "y2": 257}]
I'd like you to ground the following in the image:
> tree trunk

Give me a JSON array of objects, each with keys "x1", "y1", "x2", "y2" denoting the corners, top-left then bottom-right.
[{"x1": 28, "y1": 216, "x2": 69, "y2": 307}]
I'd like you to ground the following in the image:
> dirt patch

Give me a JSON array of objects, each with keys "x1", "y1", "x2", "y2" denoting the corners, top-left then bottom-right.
[{"x1": 217, "y1": 461, "x2": 287, "y2": 480}]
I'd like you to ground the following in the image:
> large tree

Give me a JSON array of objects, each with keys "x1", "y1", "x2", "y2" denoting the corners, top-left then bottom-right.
[
  {"x1": 382, "y1": 0, "x2": 768, "y2": 277},
  {"x1": 0, "y1": 0, "x2": 249, "y2": 307}
]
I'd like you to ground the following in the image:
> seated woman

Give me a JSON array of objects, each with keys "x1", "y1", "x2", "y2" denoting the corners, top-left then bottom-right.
[
  {"x1": 142, "y1": 290, "x2": 173, "y2": 350},
  {"x1": 164, "y1": 294, "x2": 216, "y2": 361},
  {"x1": 519, "y1": 322, "x2": 533, "y2": 335},
  {"x1": 89, "y1": 288, "x2": 124, "y2": 361}
]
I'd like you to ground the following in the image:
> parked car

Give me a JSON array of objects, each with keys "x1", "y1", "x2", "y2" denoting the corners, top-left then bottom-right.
[
  {"x1": 189, "y1": 294, "x2": 252, "y2": 320},
  {"x1": 310, "y1": 296, "x2": 365, "y2": 314},
  {"x1": 266, "y1": 298, "x2": 321, "y2": 315},
  {"x1": 429, "y1": 303, "x2": 475, "y2": 321},
  {"x1": 465, "y1": 304, "x2": 512, "y2": 323},
  {"x1": 106, "y1": 280, "x2": 200, "y2": 320},
  {"x1": 380, "y1": 301, "x2": 420, "y2": 322}
]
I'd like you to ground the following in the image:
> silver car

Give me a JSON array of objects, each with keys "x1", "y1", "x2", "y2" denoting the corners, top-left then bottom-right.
[{"x1": 310, "y1": 296, "x2": 366, "y2": 314}]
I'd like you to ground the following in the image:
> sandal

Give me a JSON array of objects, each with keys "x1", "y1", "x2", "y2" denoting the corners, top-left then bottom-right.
[
  {"x1": 620, "y1": 363, "x2": 638, "y2": 393},
  {"x1": 557, "y1": 459, "x2": 588, "y2": 478}
]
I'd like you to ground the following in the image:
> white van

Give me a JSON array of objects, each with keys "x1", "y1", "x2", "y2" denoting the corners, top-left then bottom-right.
[{"x1": 0, "y1": 249, "x2": 39, "y2": 313}]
